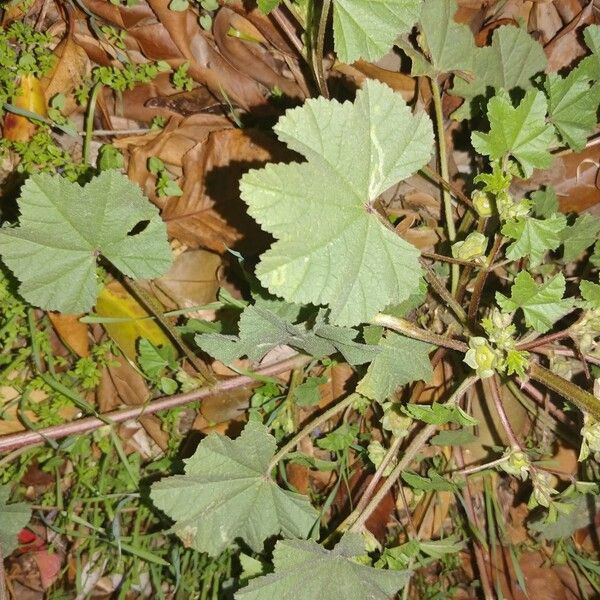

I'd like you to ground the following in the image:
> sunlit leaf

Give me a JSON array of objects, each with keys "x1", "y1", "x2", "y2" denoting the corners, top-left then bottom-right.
[
  {"x1": 236, "y1": 534, "x2": 410, "y2": 599},
  {"x1": 241, "y1": 80, "x2": 433, "y2": 326},
  {"x1": 0, "y1": 171, "x2": 172, "y2": 313},
  {"x1": 0, "y1": 485, "x2": 31, "y2": 556}
]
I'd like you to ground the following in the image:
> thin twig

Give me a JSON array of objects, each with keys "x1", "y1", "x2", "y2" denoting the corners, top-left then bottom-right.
[
  {"x1": 420, "y1": 259, "x2": 469, "y2": 326},
  {"x1": 515, "y1": 328, "x2": 572, "y2": 351},
  {"x1": 430, "y1": 79, "x2": 459, "y2": 294},
  {"x1": 340, "y1": 376, "x2": 478, "y2": 534},
  {"x1": 488, "y1": 376, "x2": 521, "y2": 450},
  {"x1": 370, "y1": 313, "x2": 468, "y2": 353},
  {"x1": 467, "y1": 234, "x2": 504, "y2": 323},
  {"x1": 529, "y1": 362, "x2": 600, "y2": 419},
  {"x1": 271, "y1": 7, "x2": 305, "y2": 58},
  {"x1": 421, "y1": 251, "x2": 482, "y2": 268},
  {"x1": 420, "y1": 165, "x2": 474, "y2": 211},
  {"x1": 454, "y1": 447, "x2": 495, "y2": 600},
  {"x1": 0, "y1": 355, "x2": 309, "y2": 453},
  {"x1": 266, "y1": 391, "x2": 356, "y2": 473}
]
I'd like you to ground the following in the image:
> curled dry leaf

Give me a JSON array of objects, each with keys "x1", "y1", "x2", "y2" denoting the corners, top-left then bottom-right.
[
  {"x1": 118, "y1": 116, "x2": 293, "y2": 253},
  {"x1": 41, "y1": 36, "x2": 90, "y2": 115},
  {"x1": 213, "y1": 8, "x2": 303, "y2": 100}
]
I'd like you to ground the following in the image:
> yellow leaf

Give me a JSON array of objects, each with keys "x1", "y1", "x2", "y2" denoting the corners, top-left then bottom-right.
[{"x1": 96, "y1": 281, "x2": 175, "y2": 363}]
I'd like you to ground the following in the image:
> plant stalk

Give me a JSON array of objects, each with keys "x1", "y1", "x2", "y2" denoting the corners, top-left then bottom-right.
[
  {"x1": 370, "y1": 313, "x2": 468, "y2": 353},
  {"x1": 429, "y1": 78, "x2": 458, "y2": 294},
  {"x1": 314, "y1": 0, "x2": 331, "y2": 98},
  {"x1": 529, "y1": 362, "x2": 600, "y2": 419},
  {"x1": 339, "y1": 376, "x2": 478, "y2": 534},
  {"x1": 0, "y1": 355, "x2": 310, "y2": 453},
  {"x1": 83, "y1": 82, "x2": 101, "y2": 165},
  {"x1": 266, "y1": 391, "x2": 357, "y2": 474}
]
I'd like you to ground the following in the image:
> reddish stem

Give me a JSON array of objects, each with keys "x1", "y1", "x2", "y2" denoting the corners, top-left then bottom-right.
[{"x1": 0, "y1": 355, "x2": 309, "y2": 453}]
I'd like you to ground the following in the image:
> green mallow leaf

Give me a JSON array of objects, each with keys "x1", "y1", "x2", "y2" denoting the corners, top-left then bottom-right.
[
  {"x1": 196, "y1": 305, "x2": 378, "y2": 365},
  {"x1": 332, "y1": 0, "x2": 421, "y2": 63},
  {"x1": 561, "y1": 214, "x2": 600, "y2": 263},
  {"x1": 577, "y1": 25, "x2": 600, "y2": 80},
  {"x1": 501, "y1": 213, "x2": 567, "y2": 267},
  {"x1": 471, "y1": 89, "x2": 556, "y2": 177},
  {"x1": 580, "y1": 279, "x2": 600, "y2": 309},
  {"x1": 257, "y1": 0, "x2": 280, "y2": 14},
  {"x1": 0, "y1": 171, "x2": 172, "y2": 313},
  {"x1": 545, "y1": 72, "x2": 600, "y2": 151},
  {"x1": 409, "y1": 0, "x2": 476, "y2": 75},
  {"x1": 293, "y1": 375, "x2": 329, "y2": 407},
  {"x1": 531, "y1": 187, "x2": 558, "y2": 218},
  {"x1": 0, "y1": 485, "x2": 31, "y2": 556},
  {"x1": 150, "y1": 421, "x2": 318, "y2": 556},
  {"x1": 240, "y1": 80, "x2": 433, "y2": 326},
  {"x1": 450, "y1": 25, "x2": 546, "y2": 120},
  {"x1": 402, "y1": 403, "x2": 477, "y2": 426},
  {"x1": 235, "y1": 534, "x2": 410, "y2": 600},
  {"x1": 496, "y1": 271, "x2": 573, "y2": 333},
  {"x1": 357, "y1": 332, "x2": 433, "y2": 402}
]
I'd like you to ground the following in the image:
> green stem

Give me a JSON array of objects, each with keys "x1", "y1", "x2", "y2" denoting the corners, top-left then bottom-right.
[
  {"x1": 529, "y1": 362, "x2": 600, "y2": 419},
  {"x1": 430, "y1": 78, "x2": 458, "y2": 294},
  {"x1": 83, "y1": 82, "x2": 101, "y2": 165},
  {"x1": 314, "y1": 0, "x2": 331, "y2": 98},
  {"x1": 266, "y1": 393, "x2": 358, "y2": 474},
  {"x1": 370, "y1": 313, "x2": 468, "y2": 353},
  {"x1": 342, "y1": 375, "x2": 479, "y2": 533},
  {"x1": 420, "y1": 259, "x2": 468, "y2": 326}
]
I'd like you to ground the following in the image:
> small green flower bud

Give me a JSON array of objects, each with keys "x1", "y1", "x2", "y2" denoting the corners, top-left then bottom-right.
[
  {"x1": 451, "y1": 232, "x2": 487, "y2": 262},
  {"x1": 464, "y1": 337, "x2": 497, "y2": 378},
  {"x1": 472, "y1": 190, "x2": 493, "y2": 218},
  {"x1": 500, "y1": 448, "x2": 530, "y2": 480},
  {"x1": 579, "y1": 412, "x2": 600, "y2": 461}
]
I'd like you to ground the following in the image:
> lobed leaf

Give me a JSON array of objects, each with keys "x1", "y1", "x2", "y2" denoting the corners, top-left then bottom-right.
[
  {"x1": 471, "y1": 89, "x2": 556, "y2": 177},
  {"x1": 496, "y1": 272, "x2": 573, "y2": 333},
  {"x1": 333, "y1": 0, "x2": 421, "y2": 63},
  {"x1": 357, "y1": 331, "x2": 433, "y2": 402},
  {"x1": 240, "y1": 80, "x2": 433, "y2": 326},
  {"x1": 150, "y1": 421, "x2": 318, "y2": 556},
  {"x1": 0, "y1": 171, "x2": 172, "y2": 313},
  {"x1": 235, "y1": 534, "x2": 410, "y2": 599}
]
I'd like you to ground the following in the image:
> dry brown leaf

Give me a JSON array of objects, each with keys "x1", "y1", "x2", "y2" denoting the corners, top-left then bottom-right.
[
  {"x1": 47, "y1": 313, "x2": 90, "y2": 358},
  {"x1": 97, "y1": 355, "x2": 149, "y2": 413},
  {"x1": 213, "y1": 8, "x2": 303, "y2": 100},
  {"x1": 41, "y1": 36, "x2": 90, "y2": 115},
  {"x1": 150, "y1": 249, "x2": 221, "y2": 311}
]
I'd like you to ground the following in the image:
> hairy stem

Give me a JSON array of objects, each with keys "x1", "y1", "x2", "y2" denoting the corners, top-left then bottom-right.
[
  {"x1": 529, "y1": 362, "x2": 600, "y2": 419},
  {"x1": 83, "y1": 82, "x2": 101, "y2": 165},
  {"x1": 314, "y1": 0, "x2": 331, "y2": 98},
  {"x1": 420, "y1": 165, "x2": 474, "y2": 211},
  {"x1": 467, "y1": 234, "x2": 504, "y2": 323},
  {"x1": 0, "y1": 355, "x2": 310, "y2": 453},
  {"x1": 430, "y1": 78, "x2": 458, "y2": 294},
  {"x1": 266, "y1": 391, "x2": 356, "y2": 474},
  {"x1": 370, "y1": 313, "x2": 468, "y2": 352},
  {"x1": 420, "y1": 259, "x2": 469, "y2": 326},
  {"x1": 339, "y1": 376, "x2": 478, "y2": 533}
]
